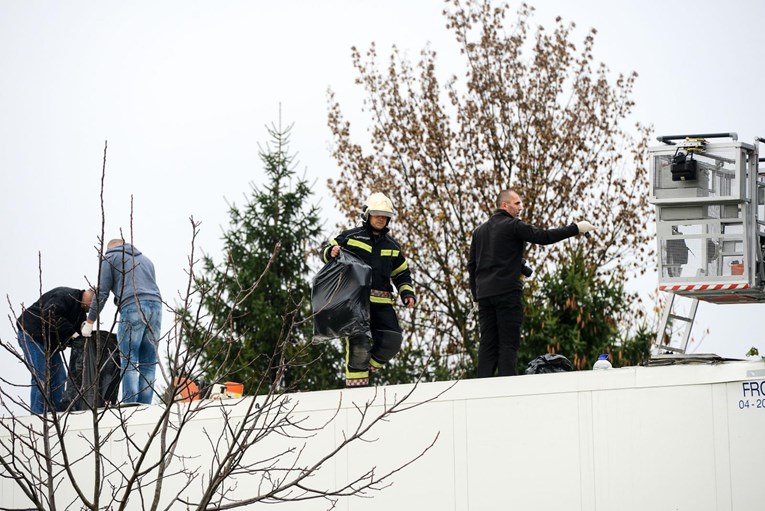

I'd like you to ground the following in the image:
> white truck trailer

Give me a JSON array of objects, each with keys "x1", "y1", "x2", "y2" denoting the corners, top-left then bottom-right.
[{"x1": 2, "y1": 358, "x2": 765, "y2": 510}]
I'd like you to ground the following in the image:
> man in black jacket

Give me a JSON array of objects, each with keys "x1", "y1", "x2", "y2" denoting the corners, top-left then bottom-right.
[
  {"x1": 321, "y1": 192, "x2": 416, "y2": 387},
  {"x1": 16, "y1": 287, "x2": 94, "y2": 414},
  {"x1": 468, "y1": 189, "x2": 595, "y2": 377}
]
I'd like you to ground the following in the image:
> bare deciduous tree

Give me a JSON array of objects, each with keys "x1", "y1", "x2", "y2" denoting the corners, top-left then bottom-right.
[{"x1": 0, "y1": 143, "x2": 445, "y2": 511}]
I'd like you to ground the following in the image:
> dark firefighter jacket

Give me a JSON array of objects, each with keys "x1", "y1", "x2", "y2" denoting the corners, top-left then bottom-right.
[
  {"x1": 468, "y1": 210, "x2": 579, "y2": 300},
  {"x1": 322, "y1": 223, "x2": 416, "y2": 305},
  {"x1": 16, "y1": 287, "x2": 87, "y2": 349}
]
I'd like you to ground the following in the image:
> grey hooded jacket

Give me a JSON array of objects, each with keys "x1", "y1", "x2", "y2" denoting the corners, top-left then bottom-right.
[{"x1": 88, "y1": 243, "x2": 161, "y2": 321}]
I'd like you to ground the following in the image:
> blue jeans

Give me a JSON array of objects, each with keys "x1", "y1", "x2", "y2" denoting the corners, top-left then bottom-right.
[
  {"x1": 118, "y1": 300, "x2": 162, "y2": 404},
  {"x1": 17, "y1": 330, "x2": 67, "y2": 414}
]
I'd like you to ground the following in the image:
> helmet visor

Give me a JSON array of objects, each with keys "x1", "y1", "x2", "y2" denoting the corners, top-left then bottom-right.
[{"x1": 367, "y1": 209, "x2": 394, "y2": 218}]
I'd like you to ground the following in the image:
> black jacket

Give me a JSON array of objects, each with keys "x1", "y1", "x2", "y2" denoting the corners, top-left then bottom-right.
[
  {"x1": 468, "y1": 210, "x2": 579, "y2": 300},
  {"x1": 16, "y1": 287, "x2": 86, "y2": 348},
  {"x1": 321, "y1": 223, "x2": 415, "y2": 304}
]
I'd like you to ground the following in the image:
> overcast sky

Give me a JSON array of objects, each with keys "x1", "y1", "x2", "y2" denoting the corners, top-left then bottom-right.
[{"x1": 2, "y1": 0, "x2": 765, "y2": 412}]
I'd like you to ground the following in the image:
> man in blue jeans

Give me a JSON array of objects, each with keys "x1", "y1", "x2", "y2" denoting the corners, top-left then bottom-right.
[
  {"x1": 468, "y1": 189, "x2": 596, "y2": 377},
  {"x1": 84, "y1": 239, "x2": 162, "y2": 404},
  {"x1": 16, "y1": 287, "x2": 94, "y2": 414}
]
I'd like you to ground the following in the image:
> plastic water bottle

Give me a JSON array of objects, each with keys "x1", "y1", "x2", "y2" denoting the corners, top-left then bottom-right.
[{"x1": 593, "y1": 354, "x2": 612, "y2": 370}]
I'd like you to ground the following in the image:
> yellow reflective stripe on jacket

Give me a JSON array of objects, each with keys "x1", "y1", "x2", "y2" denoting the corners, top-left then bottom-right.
[
  {"x1": 398, "y1": 284, "x2": 414, "y2": 294},
  {"x1": 370, "y1": 295, "x2": 395, "y2": 304},
  {"x1": 380, "y1": 249, "x2": 400, "y2": 257},
  {"x1": 391, "y1": 260, "x2": 408, "y2": 277},
  {"x1": 322, "y1": 240, "x2": 340, "y2": 262},
  {"x1": 347, "y1": 239, "x2": 373, "y2": 253}
]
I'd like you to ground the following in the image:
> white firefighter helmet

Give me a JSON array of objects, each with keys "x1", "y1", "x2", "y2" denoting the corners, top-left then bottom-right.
[{"x1": 362, "y1": 192, "x2": 395, "y2": 221}]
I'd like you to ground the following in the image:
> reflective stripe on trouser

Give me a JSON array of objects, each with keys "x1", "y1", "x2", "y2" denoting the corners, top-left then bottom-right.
[
  {"x1": 369, "y1": 303, "x2": 403, "y2": 367},
  {"x1": 369, "y1": 329, "x2": 403, "y2": 367},
  {"x1": 368, "y1": 303, "x2": 404, "y2": 369},
  {"x1": 345, "y1": 336, "x2": 371, "y2": 379},
  {"x1": 344, "y1": 304, "x2": 404, "y2": 377}
]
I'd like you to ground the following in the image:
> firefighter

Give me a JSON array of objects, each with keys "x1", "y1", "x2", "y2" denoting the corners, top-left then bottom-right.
[{"x1": 321, "y1": 192, "x2": 416, "y2": 387}]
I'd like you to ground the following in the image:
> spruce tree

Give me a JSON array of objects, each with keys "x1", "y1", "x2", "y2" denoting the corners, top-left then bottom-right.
[
  {"x1": 184, "y1": 120, "x2": 342, "y2": 393},
  {"x1": 521, "y1": 249, "x2": 652, "y2": 373}
]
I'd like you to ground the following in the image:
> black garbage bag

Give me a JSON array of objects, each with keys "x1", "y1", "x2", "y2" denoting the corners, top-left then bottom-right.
[
  {"x1": 311, "y1": 250, "x2": 372, "y2": 341},
  {"x1": 525, "y1": 353, "x2": 574, "y2": 375},
  {"x1": 62, "y1": 330, "x2": 121, "y2": 410}
]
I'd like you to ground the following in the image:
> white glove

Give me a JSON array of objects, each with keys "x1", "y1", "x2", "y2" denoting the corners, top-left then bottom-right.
[
  {"x1": 81, "y1": 321, "x2": 93, "y2": 337},
  {"x1": 70, "y1": 332, "x2": 80, "y2": 340},
  {"x1": 576, "y1": 221, "x2": 596, "y2": 234}
]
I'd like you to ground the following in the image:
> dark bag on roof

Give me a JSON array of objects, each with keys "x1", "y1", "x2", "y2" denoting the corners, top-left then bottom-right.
[
  {"x1": 311, "y1": 250, "x2": 372, "y2": 341},
  {"x1": 525, "y1": 353, "x2": 575, "y2": 375},
  {"x1": 62, "y1": 330, "x2": 121, "y2": 410}
]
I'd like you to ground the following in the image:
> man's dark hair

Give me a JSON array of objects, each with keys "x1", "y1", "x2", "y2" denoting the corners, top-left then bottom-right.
[{"x1": 496, "y1": 189, "x2": 517, "y2": 209}]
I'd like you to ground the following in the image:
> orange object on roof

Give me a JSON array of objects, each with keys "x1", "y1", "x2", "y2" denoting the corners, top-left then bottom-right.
[
  {"x1": 225, "y1": 381, "x2": 243, "y2": 398},
  {"x1": 173, "y1": 377, "x2": 200, "y2": 402}
]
